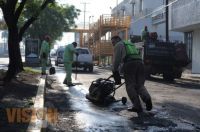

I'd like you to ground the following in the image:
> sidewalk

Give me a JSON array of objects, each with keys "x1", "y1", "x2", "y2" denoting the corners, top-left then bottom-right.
[
  {"x1": 182, "y1": 69, "x2": 200, "y2": 82},
  {"x1": 0, "y1": 69, "x2": 41, "y2": 131},
  {"x1": 0, "y1": 53, "x2": 8, "y2": 58}
]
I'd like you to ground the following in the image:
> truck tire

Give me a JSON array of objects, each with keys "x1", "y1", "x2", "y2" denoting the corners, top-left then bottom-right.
[
  {"x1": 84, "y1": 67, "x2": 87, "y2": 71},
  {"x1": 89, "y1": 66, "x2": 93, "y2": 72},
  {"x1": 144, "y1": 65, "x2": 152, "y2": 79},
  {"x1": 176, "y1": 72, "x2": 182, "y2": 78},
  {"x1": 55, "y1": 61, "x2": 58, "y2": 66},
  {"x1": 163, "y1": 73, "x2": 174, "y2": 81},
  {"x1": 174, "y1": 69, "x2": 182, "y2": 78}
]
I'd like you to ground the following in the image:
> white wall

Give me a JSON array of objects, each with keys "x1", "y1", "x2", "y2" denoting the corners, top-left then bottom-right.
[
  {"x1": 130, "y1": 17, "x2": 183, "y2": 41},
  {"x1": 129, "y1": 0, "x2": 183, "y2": 41},
  {"x1": 113, "y1": 0, "x2": 184, "y2": 41},
  {"x1": 143, "y1": 0, "x2": 164, "y2": 10},
  {"x1": 192, "y1": 29, "x2": 200, "y2": 73},
  {"x1": 171, "y1": 0, "x2": 200, "y2": 31}
]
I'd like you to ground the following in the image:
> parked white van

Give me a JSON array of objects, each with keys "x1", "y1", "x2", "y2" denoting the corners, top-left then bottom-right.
[{"x1": 55, "y1": 47, "x2": 93, "y2": 72}]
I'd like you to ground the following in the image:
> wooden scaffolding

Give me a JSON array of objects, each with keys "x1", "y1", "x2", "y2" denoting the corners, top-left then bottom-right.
[{"x1": 72, "y1": 14, "x2": 131, "y2": 65}]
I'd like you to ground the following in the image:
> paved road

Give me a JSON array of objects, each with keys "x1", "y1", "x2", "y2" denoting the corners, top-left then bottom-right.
[
  {"x1": 45, "y1": 65, "x2": 200, "y2": 131},
  {"x1": 0, "y1": 57, "x2": 8, "y2": 70},
  {"x1": 0, "y1": 56, "x2": 25, "y2": 70},
  {"x1": 0, "y1": 56, "x2": 200, "y2": 131}
]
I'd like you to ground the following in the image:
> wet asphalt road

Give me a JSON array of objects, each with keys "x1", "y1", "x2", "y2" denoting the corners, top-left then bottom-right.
[{"x1": 45, "y1": 64, "x2": 200, "y2": 132}]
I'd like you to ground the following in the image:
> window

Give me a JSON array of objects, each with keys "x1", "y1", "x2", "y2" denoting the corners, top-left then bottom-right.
[
  {"x1": 184, "y1": 32, "x2": 193, "y2": 60},
  {"x1": 76, "y1": 49, "x2": 89, "y2": 54},
  {"x1": 58, "y1": 50, "x2": 64, "y2": 58}
]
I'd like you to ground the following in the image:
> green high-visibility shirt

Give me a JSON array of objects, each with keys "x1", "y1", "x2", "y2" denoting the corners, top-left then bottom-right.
[
  {"x1": 141, "y1": 30, "x2": 149, "y2": 41},
  {"x1": 40, "y1": 40, "x2": 50, "y2": 57},
  {"x1": 112, "y1": 40, "x2": 141, "y2": 71},
  {"x1": 123, "y1": 40, "x2": 141, "y2": 60},
  {"x1": 63, "y1": 44, "x2": 76, "y2": 62}
]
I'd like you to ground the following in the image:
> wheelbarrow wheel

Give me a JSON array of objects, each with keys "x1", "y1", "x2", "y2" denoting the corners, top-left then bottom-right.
[{"x1": 122, "y1": 97, "x2": 127, "y2": 105}]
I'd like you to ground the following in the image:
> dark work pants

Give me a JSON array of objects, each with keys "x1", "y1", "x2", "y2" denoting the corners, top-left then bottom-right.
[{"x1": 124, "y1": 60, "x2": 152, "y2": 111}]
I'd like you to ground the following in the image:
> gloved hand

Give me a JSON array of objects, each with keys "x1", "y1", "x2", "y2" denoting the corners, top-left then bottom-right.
[
  {"x1": 75, "y1": 52, "x2": 79, "y2": 56},
  {"x1": 42, "y1": 52, "x2": 47, "y2": 59},
  {"x1": 112, "y1": 71, "x2": 121, "y2": 85}
]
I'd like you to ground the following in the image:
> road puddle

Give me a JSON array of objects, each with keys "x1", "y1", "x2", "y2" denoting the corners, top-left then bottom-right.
[{"x1": 55, "y1": 71, "x2": 199, "y2": 131}]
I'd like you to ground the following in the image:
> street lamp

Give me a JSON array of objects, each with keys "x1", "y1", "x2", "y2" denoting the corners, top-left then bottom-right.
[
  {"x1": 89, "y1": 16, "x2": 94, "y2": 29},
  {"x1": 110, "y1": 7, "x2": 113, "y2": 15},
  {"x1": 120, "y1": 6, "x2": 125, "y2": 16}
]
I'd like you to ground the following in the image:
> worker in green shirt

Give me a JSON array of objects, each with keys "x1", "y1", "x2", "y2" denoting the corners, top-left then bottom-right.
[
  {"x1": 40, "y1": 35, "x2": 51, "y2": 75},
  {"x1": 141, "y1": 26, "x2": 149, "y2": 42},
  {"x1": 111, "y1": 35, "x2": 152, "y2": 115},
  {"x1": 63, "y1": 42, "x2": 78, "y2": 87}
]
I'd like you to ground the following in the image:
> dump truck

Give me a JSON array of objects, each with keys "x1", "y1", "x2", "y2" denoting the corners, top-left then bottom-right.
[{"x1": 132, "y1": 33, "x2": 190, "y2": 81}]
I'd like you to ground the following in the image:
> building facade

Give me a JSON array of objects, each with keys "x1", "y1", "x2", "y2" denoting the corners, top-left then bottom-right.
[
  {"x1": 170, "y1": 0, "x2": 200, "y2": 73},
  {"x1": 112, "y1": 0, "x2": 183, "y2": 41}
]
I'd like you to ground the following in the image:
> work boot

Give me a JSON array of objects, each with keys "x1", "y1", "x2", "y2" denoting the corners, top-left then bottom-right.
[
  {"x1": 146, "y1": 99, "x2": 153, "y2": 111},
  {"x1": 63, "y1": 80, "x2": 68, "y2": 85},
  {"x1": 41, "y1": 72, "x2": 46, "y2": 75},
  {"x1": 127, "y1": 106, "x2": 143, "y2": 113}
]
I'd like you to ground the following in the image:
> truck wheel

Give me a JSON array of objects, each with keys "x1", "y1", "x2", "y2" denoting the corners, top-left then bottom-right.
[
  {"x1": 55, "y1": 61, "x2": 58, "y2": 66},
  {"x1": 89, "y1": 66, "x2": 93, "y2": 72},
  {"x1": 145, "y1": 73, "x2": 151, "y2": 79},
  {"x1": 175, "y1": 69, "x2": 182, "y2": 78},
  {"x1": 122, "y1": 97, "x2": 127, "y2": 105},
  {"x1": 163, "y1": 73, "x2": 174, "y2": 81},
  {"x1": 84, "y1": 67, "x2": 87, "y2": 71},
  {"x1": 176, "y1": 72, "x2": 182, "y2": 78},
  {"x1": 144, "y1": 65, "x2": 152, "y2": 79}
]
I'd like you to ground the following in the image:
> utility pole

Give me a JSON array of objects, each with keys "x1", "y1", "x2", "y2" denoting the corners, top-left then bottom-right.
[
  {"x1": 89, "y1": 16, "x2": 94, "y2": 29},
  {"x1": 81, "y1": 2, "x2": 89, "y2": 47},
  {"x1": 81, "y1": 2, "x2": 89, "y2": 30},
  {"x1": 116, "y1": 0, "x2": 119, "y2": 16},
  {"x1": 166, "y1": 0, "x2": 169, "y2": 42}
]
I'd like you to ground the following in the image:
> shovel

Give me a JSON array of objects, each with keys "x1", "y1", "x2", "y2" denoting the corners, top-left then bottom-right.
[{"x1": 75, "y1": 53, "x2": 78, "y2": 80}]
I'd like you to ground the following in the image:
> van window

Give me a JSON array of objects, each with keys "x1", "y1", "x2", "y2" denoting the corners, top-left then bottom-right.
[
  {"x1": 76, "y1": 49, "x2": 89, "y2": 54},
  {"x1": 58, "y1": 50, "x2": 64, "y2": 57}
]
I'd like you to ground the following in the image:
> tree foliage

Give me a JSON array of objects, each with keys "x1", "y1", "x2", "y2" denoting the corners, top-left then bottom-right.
[
  {"x1": 0, "y1": 0, "x2": 56, "y2": 81},
  {"x1": 22, "y1": 1, "x2": 80, "y2": 41}
]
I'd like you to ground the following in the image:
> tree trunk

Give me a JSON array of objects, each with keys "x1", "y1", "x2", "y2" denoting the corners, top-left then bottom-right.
[{"x1": 4, "y1": 27, "x2": 23, "y2": 82}]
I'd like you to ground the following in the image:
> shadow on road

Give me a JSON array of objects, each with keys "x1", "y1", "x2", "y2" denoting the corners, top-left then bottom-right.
[
  {"x1": 130, "y1": 116, "x2": 177, "y2": 128},
  {"x1": 158, "y1": 101, "x2": 200, "y2": 126},
  {"x1": 147, "y1": 76, "x2": 200, "y2": 90},
  {"x1": 46, "y1": 75, "x2": 199, "y2": 131}
]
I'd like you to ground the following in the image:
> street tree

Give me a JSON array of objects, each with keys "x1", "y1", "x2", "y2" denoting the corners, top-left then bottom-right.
[
  {"x1": 23, "y1": 2, "x2": 80, "y2": 42},
  {"x1": 0, "y1": 0, "x2": 54, "y2": 82}
]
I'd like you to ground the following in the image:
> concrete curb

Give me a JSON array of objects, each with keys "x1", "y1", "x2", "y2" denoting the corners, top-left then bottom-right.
[
  {"x1": 181, "y1": 74, "x2": 200, "y2": 83},
  {"x1": 27, "y1": 75, "x2": 46, "y2": 132}
]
